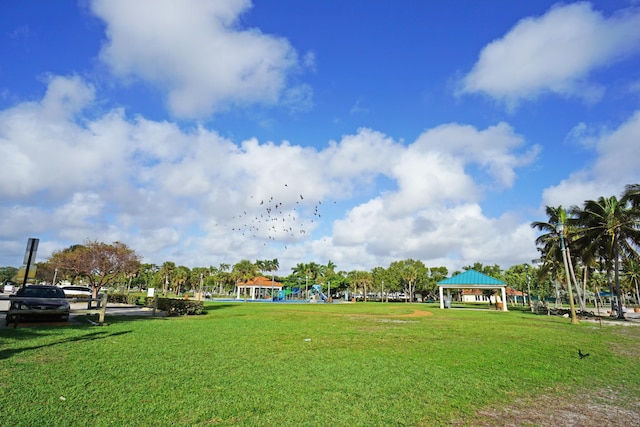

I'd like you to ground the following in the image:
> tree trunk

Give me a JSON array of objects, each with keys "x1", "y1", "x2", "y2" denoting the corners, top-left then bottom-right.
[
  {"x1": 607, "y1": 269, "x2": 615, "y2": 314},
  {"x1": 613, "y1": 240, "x2": 624, "y2": 319},
  {"x1": 565, "y1": 247, "x2": 585, "y2": 311}
]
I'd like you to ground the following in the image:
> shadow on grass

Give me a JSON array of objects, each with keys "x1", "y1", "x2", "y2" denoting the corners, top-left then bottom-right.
[
  {"x1": 74, "y1": 303, "x2": 239, "y2": 326},
  {"x1": 0, "y1": 329, "x2": 132, "y2": 360},
  {"x1": 202, "y1": 303, "x2": 238, "y2": 312}
]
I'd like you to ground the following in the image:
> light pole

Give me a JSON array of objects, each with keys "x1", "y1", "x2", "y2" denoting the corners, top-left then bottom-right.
[{"x1": 557, "y1": 223, "x2": 579, "y2": 324}]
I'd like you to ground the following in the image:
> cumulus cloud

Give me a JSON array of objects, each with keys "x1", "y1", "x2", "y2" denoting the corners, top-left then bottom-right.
[
  {"x1": 461, "y1": 2, "x2": 640, "y2": 107},
  {"x1": 90, "y1": 0, "x2": 310, "y2": 118},
  {"x1": 0, "y1": 75, "x2": 538, "y2": 270},
  {"x1": 542, "y1": 110, "x2": 640, "y2": 207}
]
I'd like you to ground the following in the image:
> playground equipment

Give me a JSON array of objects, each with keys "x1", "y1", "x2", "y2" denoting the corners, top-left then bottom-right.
[{"x1": 309, "y1": 284, "x2": 329, "y2": 302}]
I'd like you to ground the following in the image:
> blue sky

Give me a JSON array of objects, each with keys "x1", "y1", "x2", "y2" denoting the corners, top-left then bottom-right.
[{"x1": 2, "y1": 0, "x2": 640, "y2": 274}]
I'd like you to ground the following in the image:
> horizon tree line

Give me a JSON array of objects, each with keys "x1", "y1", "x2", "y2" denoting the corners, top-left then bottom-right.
[{"x1": 2, "y1": 184, "x2": 639, "y2": 307}]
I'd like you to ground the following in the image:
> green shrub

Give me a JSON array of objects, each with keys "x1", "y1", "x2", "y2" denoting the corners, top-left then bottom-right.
[
  {"x1": 109, "y1": 293, "x2": 128, "y2": 304},
  {"x1": 127, "y1": 294, "x2": 141, "y2": 305},
  {"x1": 155, "y1": 298, "x2": 204, "y2": 316},
  {"x1": 106, "y1": 293, "x2": 146, "y2": 305}
]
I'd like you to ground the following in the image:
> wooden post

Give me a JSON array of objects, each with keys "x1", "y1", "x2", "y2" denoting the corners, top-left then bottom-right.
[
  {"x1": 152, "y1": 294, "x2": 158, "y2": 316},
  {"x1": 99, "y1": 292, "x2": 107, "y2": 325}
]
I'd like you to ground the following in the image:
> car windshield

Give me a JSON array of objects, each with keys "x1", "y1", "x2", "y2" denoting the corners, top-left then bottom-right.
[{"x1": 21, "y1": 287, "x2": 64, "y2": 298}]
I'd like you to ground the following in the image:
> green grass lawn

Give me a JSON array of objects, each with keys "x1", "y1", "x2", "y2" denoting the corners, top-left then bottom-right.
[{"x1": 1, "y1": 303, "x2": 639, "y2": 426}]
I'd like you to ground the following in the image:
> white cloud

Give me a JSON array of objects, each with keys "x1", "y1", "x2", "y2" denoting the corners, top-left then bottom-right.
[
  {"x1": 383, "y1": 122, "x2": 536, "y2": 214},
  {"x1": 0, "y1": 76, "x2": 118, "y2": 198},
  {"x1": 461, "y1": 2, "x2": 640, "y2": 107},
  {"x1": 542, "y1": 110, "x2": 640, "y2": 207},
  {"x1": 330, "y1": 123, "x2": 537, "y2": 268},
  {"x1": 0, "y1": 75, "x2": 538, "y2": 271},
  {"x1": 90, "y1": 0, "x2": 309, "y2": 118}
]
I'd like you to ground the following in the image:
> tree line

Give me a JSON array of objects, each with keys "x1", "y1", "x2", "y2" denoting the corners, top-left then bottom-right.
[
  {"x1": 531, "y1": 183, "x2": 640, "y2": 318},
  {"x1": 2, "y1": 184, "x2": 639, "y2": 306}
]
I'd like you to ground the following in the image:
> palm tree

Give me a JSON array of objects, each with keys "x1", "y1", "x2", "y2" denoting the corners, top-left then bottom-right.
[
  {"x1": 159, "y1": 261, "x2": 176, "y2": 295},
  {"x1": 622, "y1": 258, "x2": 640, "y2": 308},
  {"x1": 531, "y1": 206, "x2": 585, "y2": 312},
  {"x1": 351, "y1": 270, "x2": 372, "y2": 301},
  {"x1": 622, "y1": 183, "x2": 640, "y2": 207},
  {"x1": 232, "y1": 260, "x2": 258, "y2": 302},
  {"x1": 571, "y1": 195, "x2": 640, "y2": 319},
  {"x1": 174, "y1": 266, "x2": 190, "y2": 296},
  {"x1": 256, "y1": 258, "x2": 279, "y2": 298}
]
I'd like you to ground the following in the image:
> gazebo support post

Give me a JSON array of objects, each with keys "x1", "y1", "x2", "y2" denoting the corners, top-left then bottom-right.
[
  {"x1": 439, "y1": 287, "x2": 444, "y2": 309},
  {"x1": 501, "y1": 287, "x2": 508, "y2": 311}
]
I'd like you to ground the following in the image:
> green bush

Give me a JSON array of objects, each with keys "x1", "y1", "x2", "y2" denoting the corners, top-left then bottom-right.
[
  {"x1": 108, "y1": 293, "x2": 128, "y2": 304},
  {"x1": 127, "y1": 294, "x2": 142, "y2": 305},
  {"x1": 106, "y1": 293, "x2": 146, "y2": 305},
  {"x1": 155, "y1": 298, "x2": 204, "y2": 316}
]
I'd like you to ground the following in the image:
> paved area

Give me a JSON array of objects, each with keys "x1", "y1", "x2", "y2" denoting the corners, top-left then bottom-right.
[{"x1": 0, "y1": 302, "x2": 164, "y2": 329}]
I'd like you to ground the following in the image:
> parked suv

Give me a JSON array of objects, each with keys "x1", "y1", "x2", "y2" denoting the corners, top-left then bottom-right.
[{"x1": 6, "y1": 285, "x2": 70, "y2": 325}]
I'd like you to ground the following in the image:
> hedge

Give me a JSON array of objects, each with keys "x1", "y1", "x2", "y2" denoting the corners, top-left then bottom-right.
[
  {"x1": 108, "y1": 293, "x2": 142, "y2": 305},
  {"x1": 154, "y1": 298, "x2": 204, "y2": 316},
  {"x1": 105, "y1": 294, "x2": 204, "y2": 316}
]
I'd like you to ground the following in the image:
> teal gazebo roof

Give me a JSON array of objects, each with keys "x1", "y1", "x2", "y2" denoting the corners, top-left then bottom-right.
[{"x1": 438, "y1": 269, "x2": 505, "y2": 287}]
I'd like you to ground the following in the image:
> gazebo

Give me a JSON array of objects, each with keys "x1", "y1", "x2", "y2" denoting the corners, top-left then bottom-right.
[
  {"x1": 236, "y1": 276, "x2": 283, "y2": 300},
  {"x1": 437, "y1": 269, "x2": 508, "y2": 311}
]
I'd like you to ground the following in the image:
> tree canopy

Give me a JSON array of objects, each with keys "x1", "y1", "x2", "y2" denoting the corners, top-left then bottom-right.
[{"x1": 48, "y1": 240, "x2": 141, "y2": 297}]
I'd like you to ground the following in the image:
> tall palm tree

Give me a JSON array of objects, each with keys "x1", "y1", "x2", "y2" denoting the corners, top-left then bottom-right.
[
  {"x1": 571, "y1": 195, "x2": 640, "y2": 318},
  {"x1": 531, "y1": 206, "x2": 585, "y2": 311}
]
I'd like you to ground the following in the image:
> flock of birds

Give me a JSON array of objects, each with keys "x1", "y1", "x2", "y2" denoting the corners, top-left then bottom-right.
[{"x1": 217, "y1": 184, "x2": 333, "y2": 249}]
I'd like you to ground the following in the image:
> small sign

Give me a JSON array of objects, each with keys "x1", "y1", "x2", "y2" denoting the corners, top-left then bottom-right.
[
  {"x1": 147, "y1": 288, "x2": 155, "y2": 297},
  {"x1": 23, "y1": 238, "x2": 39, "y2": 265}
]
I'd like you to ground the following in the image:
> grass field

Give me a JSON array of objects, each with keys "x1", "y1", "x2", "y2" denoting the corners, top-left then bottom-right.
[{"x1": 1, "y1": 302, "x2": 639, "y2": 426}]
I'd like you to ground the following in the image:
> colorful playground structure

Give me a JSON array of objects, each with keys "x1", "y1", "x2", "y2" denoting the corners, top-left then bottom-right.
[
  {"x1": 309, "y1": 284, "x2": 329, "y2": 302},
  {"x1": 270, "y1": 284, "x2": 330, "y2": 302}
]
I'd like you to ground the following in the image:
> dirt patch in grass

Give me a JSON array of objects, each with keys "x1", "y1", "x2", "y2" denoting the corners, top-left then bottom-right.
[
  {"x1": 397, "y1": 309, "x2": 433, "y2": 318},
  {"x1": 469, "y1": 387, "x2": 640, "y2": 426}
]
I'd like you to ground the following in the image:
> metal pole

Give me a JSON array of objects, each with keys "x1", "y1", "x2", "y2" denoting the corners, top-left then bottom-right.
[
  {"x1": 526, "y1": 264, "x2": 532, "y2": 311},
  {"x1": 22, "y1": 239, "x2": 38, "y2": 287}
]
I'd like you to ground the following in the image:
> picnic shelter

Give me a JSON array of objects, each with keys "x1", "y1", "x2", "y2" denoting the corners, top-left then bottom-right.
[{"x1": 437, "y1": 269, "x2": 508, "y2": 311}]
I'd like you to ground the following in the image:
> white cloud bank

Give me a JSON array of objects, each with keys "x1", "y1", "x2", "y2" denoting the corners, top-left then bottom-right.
[
  {"x1": 0, "y1": 75, "x2": 539, "y2": 272},
  {"x1": 461, "y1": 2, "x2": 640, "y2": 107},
  {"x1": 90, "y1": 0, "x2": 311, "y2": 118},
  {"x1": 542, "y1": 110, "x2": 640, "y2": 208}
]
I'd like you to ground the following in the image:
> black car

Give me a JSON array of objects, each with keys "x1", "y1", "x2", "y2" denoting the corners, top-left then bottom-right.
[{"x1": 6, "y1": 285, "x2": 71, "y2": 325}]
